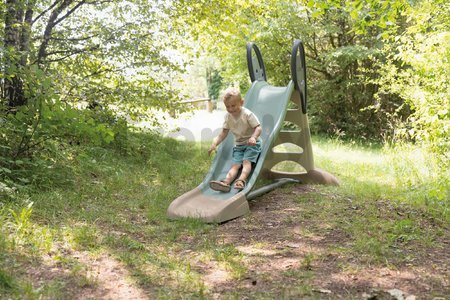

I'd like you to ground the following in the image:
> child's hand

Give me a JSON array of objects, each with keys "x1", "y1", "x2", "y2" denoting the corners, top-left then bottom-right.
[
  {"x1": 208, "y1": 144, "x2": 217, "y2": 156},
  {"x1": 247, "y1": 137, "x2": 257, "y2": 146}
]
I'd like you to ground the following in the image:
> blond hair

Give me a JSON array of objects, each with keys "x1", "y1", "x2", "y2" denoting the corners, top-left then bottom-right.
[{"x1": 223, "y1": 87, "x2": 242, "y2": 102}]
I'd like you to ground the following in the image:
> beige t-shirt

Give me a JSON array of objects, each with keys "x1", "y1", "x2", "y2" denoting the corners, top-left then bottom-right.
[{"x1": 223, "y1": 107, "x2": 261, "y2": 145}]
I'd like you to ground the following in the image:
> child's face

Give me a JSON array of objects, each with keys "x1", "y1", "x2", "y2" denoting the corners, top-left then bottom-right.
[{"x1": 224, "y1": 96, "x2": 244, "y2": 117}]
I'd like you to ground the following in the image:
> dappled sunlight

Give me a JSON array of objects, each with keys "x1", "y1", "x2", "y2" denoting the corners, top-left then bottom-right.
[
  {"x1": 292, "y1": 226, "x2": 325, "y2": 242},
  {"x1": 201, "y1": 262, "x2": 232, "y2": 287},
  {"x1": 151, "y1": 250, "x2": 237, "y2": 294},
  {"x1": 271, "y1": 160, "x2": 307, "y2": 174},
  {"x1": 329, "y1": 266, "x2": 430, "y2": 298},
  {"x1": 236, "y1": 245, "x2": 278, "y2": 257},
  {"x1": 74, "y1": 250, "x2": 149, "y2": 299},
  {"x1": 272, "y1": 143, "x2": 304, "y2": 153},
  {"x1": 314, "y1": 145, "x2": 386, "y2": 165},
  {"x1": 135, "y1": 108, "x2": 226, "y2": 142},
  {"x1": 199, "y1": 183, "x2": 448, "y2": 298},
  {"x1": 166, "y1": 266, "x2": 206, "y2": 293},
  {"x1": 1, "y1": 119, "x2": 446, "y2": 299},
  {"x1": 23, "y1": 253, "x2": 98, "y2": 298},
  {"x1": 1, "y1": 230, "x2": 149, "y2": 299},
  {"x1": 1, "y1": 0, "x2": 448, "y2": 297}
]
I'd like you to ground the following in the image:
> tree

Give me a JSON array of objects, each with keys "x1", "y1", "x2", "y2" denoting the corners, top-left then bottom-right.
[
  {"x1": 374, "y1": 0, "x2": 450, "y2": 156},
  {"x1": 0, "y1": 0, "x2": 191, "y2": 192},
  {"x1": 1, "y1": 1, "x2": 185, "y2": 111},
  {"x1": 169, "y1": 0, "x2": 411, "y2": 141},
  {"x1": 207, "y1": 68, "x2": 222, "y2": 101}
]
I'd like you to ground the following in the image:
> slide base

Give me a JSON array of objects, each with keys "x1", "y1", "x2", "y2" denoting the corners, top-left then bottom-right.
[{"x1": 167, "y1": 188, "x2": 250, "y2": 223}]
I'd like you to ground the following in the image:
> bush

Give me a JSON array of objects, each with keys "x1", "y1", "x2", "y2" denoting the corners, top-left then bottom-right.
[{"x1": 0, "y1": 94, "x2": 128, "y2": 200}]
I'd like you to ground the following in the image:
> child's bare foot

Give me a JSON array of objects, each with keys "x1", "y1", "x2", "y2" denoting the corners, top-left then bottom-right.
[
  {"x1": 210, "y1": 180, "x2": 231, "y2": 192},
  {"x1": 234, "y1": 179, "x2": 246, "y2": 190}
]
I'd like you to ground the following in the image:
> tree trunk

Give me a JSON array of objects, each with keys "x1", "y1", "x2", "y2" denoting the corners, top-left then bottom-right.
[
  {"x1": 37, "y1": 0, "x2": 75, "y2": 64},
  {"x1": 20, "y1": 2, "x2": 35, "y2": 66},
  {"x1": 2, "y1": 0, "x2": 34, "y2": 108}
]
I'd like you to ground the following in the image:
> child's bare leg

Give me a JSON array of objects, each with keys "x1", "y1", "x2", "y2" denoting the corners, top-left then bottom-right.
[
  {"x1": 223, "y1": 163, "x2": 241, "y2": 185},
  {"x1": 235, "y1": 160, "x2": 252, "y2": 188}
]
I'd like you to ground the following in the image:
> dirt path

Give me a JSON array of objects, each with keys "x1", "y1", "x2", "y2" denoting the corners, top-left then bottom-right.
[
  {"x1": 203, "y1": 185, "x2": 449, "y2": 299},
  {"x1": 74, "y1": 252, "x2": 149, "y2": 300},
  {"x1": 21, "y1": 185, "x2": 448, "y2": 299}
]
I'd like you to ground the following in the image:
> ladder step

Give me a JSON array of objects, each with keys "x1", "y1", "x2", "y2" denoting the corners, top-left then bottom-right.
[
  {"x1": 270, "y1": 170, "x2": 307, "y2": 176},
  {"x1": 272, "y1": 149, "x2": 303, "y2": 154},
  {"x1": 276, "y1": 131, "x2": 302, "y2": 144},
  {"x1": 266, "y1": 152, "x2": 304, "y2": 165}
]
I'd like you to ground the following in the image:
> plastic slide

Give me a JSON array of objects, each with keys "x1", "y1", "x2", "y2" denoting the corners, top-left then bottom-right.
[
  {"x1": 167, "y1": 40, "x2": 338, "y2": 223},
  {"x1": 167, "y1": 80, "x2": 295, "y2": 223}
]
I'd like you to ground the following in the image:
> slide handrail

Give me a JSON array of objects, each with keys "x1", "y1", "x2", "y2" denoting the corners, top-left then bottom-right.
[
  {"x1": 246, "y1": 42, "x2": 267, "y2": 82},
  {"x1": 291, "y1": 39, "x2": 308, "y2": 114}
]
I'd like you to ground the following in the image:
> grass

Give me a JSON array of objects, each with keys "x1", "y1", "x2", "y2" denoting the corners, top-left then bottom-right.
[
  {"x1": 0, "y1": 132, "x2": 448, "y2": 298},
  {"x1": 305, "y1": 136, "x2": 449, "y2": 269},
  {"x1": 1, "y1": 133, "x2": 214, "y2": 298},
  {"x1": 313, "y1": 136, "x2": 449, "y2": 219}
]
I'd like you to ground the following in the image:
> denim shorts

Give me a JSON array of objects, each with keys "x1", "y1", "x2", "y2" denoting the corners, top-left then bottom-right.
[{"x1": 232, "y1": 140, "x2": 262, "y2": 164}]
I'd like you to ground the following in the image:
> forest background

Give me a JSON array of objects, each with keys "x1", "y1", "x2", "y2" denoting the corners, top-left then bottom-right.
[
  {"x1": 0, "y1": 0, "x2": 449, "y2": 297},
  {"x1": 1, "y1": 0, "x2": 448, "y2": 193}
]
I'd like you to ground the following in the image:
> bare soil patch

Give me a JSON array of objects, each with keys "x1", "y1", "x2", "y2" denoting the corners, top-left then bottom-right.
[
  {"x1": 18, "y1": 248, "x2": 150, "y2": 300},
  {"x1": 205, "y1": 185, "x2": 449, "y2": 299}
]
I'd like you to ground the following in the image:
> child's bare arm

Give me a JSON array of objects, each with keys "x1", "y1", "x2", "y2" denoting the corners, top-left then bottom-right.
[
  {"x1": 248, "y1": 125, "x2": 261, "y2": 145},
  {"x1": 208, "y1": 128, "x2": 229, "y2": 155}
]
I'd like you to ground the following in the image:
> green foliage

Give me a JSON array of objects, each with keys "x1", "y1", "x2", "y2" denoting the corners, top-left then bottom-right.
[
  {"x1": 207, "y1": 69, "x2": 223, "y2": 100},
  {"x1": 0, "y1": 67, "x2": 128, "y2": 198},
  {"x1": 1, "y1": 54, "x2": 129, "y2": 179},
  {"x1": 1, "y1": 1, "x2": 192, "y2": 197},
  {"x1": 172, "y1": 0, "x2": 410, "y2": 141},
  {"x1": 373, "y1": 0, "x2": 450, "y2": 159},
  {"x1": 172, "y1": 0, "x2": 446, "y2": 154}
]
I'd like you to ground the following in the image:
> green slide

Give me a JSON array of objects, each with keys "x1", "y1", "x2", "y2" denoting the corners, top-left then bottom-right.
[
  {"x1": 167, "y1": 41, "x2": 338, "y2": 223},
  {"x1": 168, "y1": 80, "x2": 294, "y2": 223}
]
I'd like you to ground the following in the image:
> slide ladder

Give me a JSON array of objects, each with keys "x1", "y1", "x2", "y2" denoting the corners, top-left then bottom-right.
[{"x1": 258, "y1": 40, "x2": 339, "y2": 185}]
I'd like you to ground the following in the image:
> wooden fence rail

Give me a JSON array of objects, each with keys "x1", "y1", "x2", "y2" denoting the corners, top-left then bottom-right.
[
  {"x1": 180, "y1": 97, "x2": 214, "y2": 113},
  {"x1": 170, "y1": 97, "x2": 215, "y2": 117}
]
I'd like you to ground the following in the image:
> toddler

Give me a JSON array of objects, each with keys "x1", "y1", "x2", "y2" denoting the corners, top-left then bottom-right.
[{"x1": 208, "y1": 87, "x2": 262, "y2": 192}]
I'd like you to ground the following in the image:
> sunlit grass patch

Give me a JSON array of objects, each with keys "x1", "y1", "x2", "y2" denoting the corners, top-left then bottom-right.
[
  {"x1": 312, "y1": 136, "x2": 449, "y2": 220},
  {"x1": 1, "y1": 203, "x2": 55, "y2": 255},
  {"x1": 115, "y1": 243, "x2": 210, "y2": 296},
  {"x1": 71, "y1": 224, "x2": 102, "y2": 251},
  {"x1": 284, "y1": 138, "x2": 448, "y2": 267}
]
